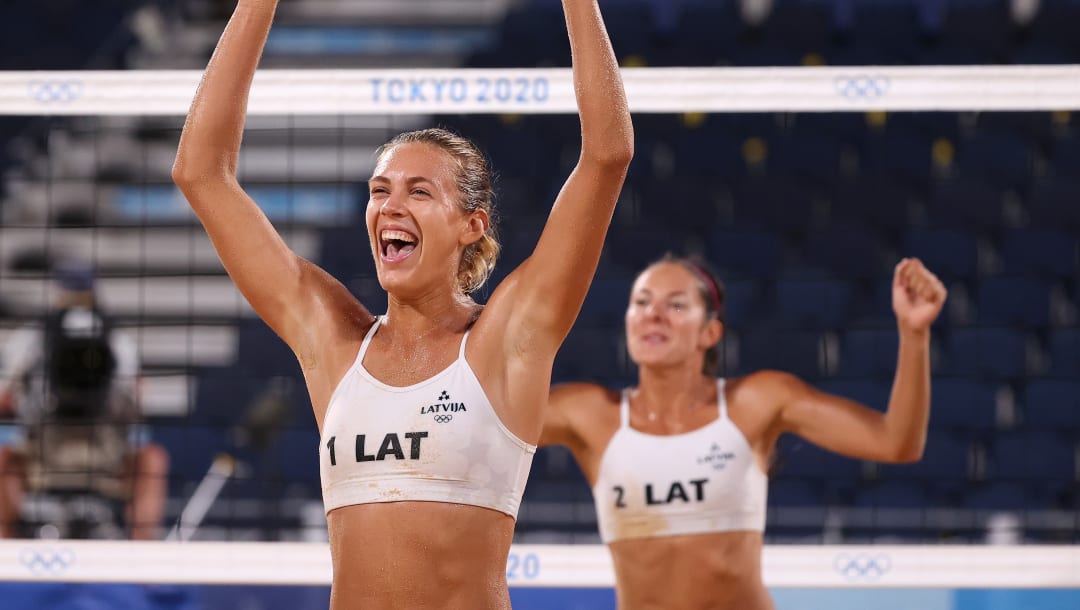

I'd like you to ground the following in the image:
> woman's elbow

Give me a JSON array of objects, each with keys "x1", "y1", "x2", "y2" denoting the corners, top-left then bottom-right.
[
  {"x1": 171, "y1": 153, "x2": 202, "y2": 189},
  {"x1": 583, "y1": 140, "x2": 634, "y2": 169},
  {"x1": 170, "y1": 161, "x2": 192, "y2": 189},
  {"x1": 172, "y1": 155, "x2": 229, "y2": 192},
  {"x1": 887, "y1": 440, "x2": 926, "y2": 464},
  {"x1": 606, "y1": 142, "x2": 635, "y2": 167},
  {"x1": 582, "y1": 126, "x2": 634, "y2": 167}
]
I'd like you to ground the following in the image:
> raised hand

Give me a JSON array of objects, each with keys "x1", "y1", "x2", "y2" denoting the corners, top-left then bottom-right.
[{"x1": 892, "y1": 258, "x2": 948, "y2": 334}]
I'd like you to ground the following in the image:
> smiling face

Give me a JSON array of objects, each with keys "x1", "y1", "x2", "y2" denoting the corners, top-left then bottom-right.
[
  {"x1": 366, "y1": 141, "x2": 486, "y2": 298},
  {"x1": 625, "y1": 262, "x2": 724, "y2": 373}
]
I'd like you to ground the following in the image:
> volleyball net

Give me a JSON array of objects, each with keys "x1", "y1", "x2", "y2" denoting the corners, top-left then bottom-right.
[
  {"x1": 2, "y1": 540, "x2": 1080, "y2": 587},
  {"x1": 4, "y1": 65, "x2": 1080, "y2": 115},
  {"x1": 0, "y1": 65, "x2": 1077, "y2": 608},
  {"x1": 0, "y1": 540, "x2": 1078, "y2": 610}
]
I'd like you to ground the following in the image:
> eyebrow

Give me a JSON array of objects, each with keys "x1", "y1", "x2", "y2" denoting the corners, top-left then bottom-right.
[
  {"x1": 633, "y1": 289, "x2": 690, "y2": 298},
  {"x1": 368, "y1": 176, "x2": 435, "y2": 186}
]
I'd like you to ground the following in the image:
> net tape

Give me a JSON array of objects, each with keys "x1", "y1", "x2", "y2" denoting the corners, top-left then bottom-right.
[
  {"x1": 3, "y1": 65, "x2": 1080, "y2": 116},
  {"x1": 1, "y1": 541, "x2": 1078, "y2": 587}
]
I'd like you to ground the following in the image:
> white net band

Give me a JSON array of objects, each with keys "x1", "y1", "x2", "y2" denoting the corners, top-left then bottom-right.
[
  {"x1": 1, "y1": 541, "x2": 1078, "y2": 588},
  {"x1": 3, "y1": 65, "x2": 1080, "y2": 116}
]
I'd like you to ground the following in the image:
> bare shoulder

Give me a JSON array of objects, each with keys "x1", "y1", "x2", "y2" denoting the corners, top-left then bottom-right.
[
  {"x1": 463, "y1": 272, "x2": 519, "y2": 353},
  {"x1": 551, "y1": 382, "x2": 620, "y2": 412},
  {"x1": 729, "y1": 370, "x2": 803, "y2": 397},
  {"x1": 308, "y1": 261, "x2": 372, "y2": 325},
  {"x1": 555, "y1": 382, "x2": 623, "y2": 437},
  {"x1": 294, "y1": 259, "x2": 375, "y2": 369},
  {"x1": 544, "y1": 381, "x2": 622, "y2": 453},
  {"x1": 470, "y1": 269, "x2": 524, "y2": 347},
  {"x1": 726, "y1": 370, "x2": 805, "y2": 417},
  {"x1": 301, "y1": 260, "x2": 371, "y2": 317}
]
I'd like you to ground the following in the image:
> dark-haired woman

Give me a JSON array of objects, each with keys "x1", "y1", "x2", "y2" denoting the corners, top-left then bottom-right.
[{"x1": 541, "y1": 256, "x2": 946, "y2": 609}]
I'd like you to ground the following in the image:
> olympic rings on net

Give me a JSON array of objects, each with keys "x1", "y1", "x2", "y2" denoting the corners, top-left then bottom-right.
[
  {"x1": 834, "y1": 75, "x2": 890, "y2": 100},
  {"x1": 27, "y1": 80, "x2": 84, "y2": 104},
  {"x1": 20, "y1": 547, "x2": 76, "y2": 575},
  {"x1": 832, "y1": 552, "x2": 892, "y2": 581}
]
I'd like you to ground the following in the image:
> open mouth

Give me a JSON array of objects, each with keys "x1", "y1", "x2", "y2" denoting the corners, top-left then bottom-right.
[
  {"x1": 641, "y1": 332, "x2": 668, "y2": 345},
  {"x1": 379, "y1": 229, "x2": 418, "y2": 263}
]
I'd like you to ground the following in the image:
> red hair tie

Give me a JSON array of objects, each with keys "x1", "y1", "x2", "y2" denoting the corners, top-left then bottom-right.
[{"x1": 684, "y1": 261, "x2": 721, "y2": 313}]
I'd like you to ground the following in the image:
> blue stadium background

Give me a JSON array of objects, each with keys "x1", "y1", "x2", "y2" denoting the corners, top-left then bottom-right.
[{"x1": 0, "y1": 0, "x2": 1077, "y2": 547}]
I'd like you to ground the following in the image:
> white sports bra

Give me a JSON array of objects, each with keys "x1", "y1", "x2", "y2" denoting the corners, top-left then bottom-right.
[
  {"x1": 319, "y1": 316, "x2": 536, "y2": 518},
  {"x1": 592, "y1": 379, "x2": 768, "y2": 543}
]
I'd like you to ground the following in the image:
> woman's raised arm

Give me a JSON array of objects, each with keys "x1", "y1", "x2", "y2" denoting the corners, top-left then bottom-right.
[
  {"x1": 172, "y1": 0, "x2": 370, "y2": 357},
  {"x1": 491, "y1": 0, "x2": 634, "y2": 356}
]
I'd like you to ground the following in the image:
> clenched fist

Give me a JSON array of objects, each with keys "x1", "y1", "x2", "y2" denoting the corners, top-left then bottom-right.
[{"x1": 892, "y1": 258, "x2": 947, "y2": 334}]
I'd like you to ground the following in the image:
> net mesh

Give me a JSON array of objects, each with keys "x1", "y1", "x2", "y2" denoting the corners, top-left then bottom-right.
[{"x1": 0, "y1": 68, "x2": 1077, "y2": 548}]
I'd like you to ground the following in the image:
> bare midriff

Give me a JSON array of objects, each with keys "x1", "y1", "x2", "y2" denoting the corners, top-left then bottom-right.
[
  {"x1": 608, "y1": 530, "x2": 774, "y2": 610},
  {"x1": 327, "y1": 501, "x2": 516, "y2": 610}
]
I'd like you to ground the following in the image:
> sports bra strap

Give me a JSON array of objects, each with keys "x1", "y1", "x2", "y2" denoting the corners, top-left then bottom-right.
[
  {"x1": 717, "y1": 378, "x2": 728, "y2": 420},
  {"x1": 619, "y1": 390, "x2": 631, "y2": 428},
  {"x1": 358, "y1": 315, "x2": 472, "y2": 364},
  {"x1": 357, "y1": 315, "x2": 383, "y2": 361},
  {"x1": 458, "y1": 328, "x2": 471, "y2": 360}
]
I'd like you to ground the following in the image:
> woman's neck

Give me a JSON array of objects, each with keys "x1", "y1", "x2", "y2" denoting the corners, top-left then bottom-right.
[
  {"x1": 384, "y1": 290, "x2": 479, "y2": 339},
  {"x1": 633, "y1": 365, "x2": 715, "y2": 422}
]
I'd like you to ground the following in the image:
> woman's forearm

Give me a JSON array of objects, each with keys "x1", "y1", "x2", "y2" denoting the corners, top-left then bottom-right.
[
  {"x1": 562, "y1": 0, "x2": 634, "y2": 165},
  {"x1": 173, "y1": 0, "x2": 280, "y2": 186}
]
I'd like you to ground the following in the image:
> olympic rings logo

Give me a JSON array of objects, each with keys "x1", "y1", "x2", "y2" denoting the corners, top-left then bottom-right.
[
  {"x1": 433, "y1": 414, "x2": 453, "y2": 424},
  {"x1": 832, "y1": 553, "x2": 891, "y2": 581},
  {"x1": 27, "y1": 80, "x2": 84, "y2": 104},
  {"x1": 834, "y1": 75, "x2": 890, "y2": 100},
  {"x1": 20, "y1": 547, "x2": 76, "y2": 575}
]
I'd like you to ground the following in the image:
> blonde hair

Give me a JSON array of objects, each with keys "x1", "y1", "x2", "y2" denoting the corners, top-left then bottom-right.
[{"x1": 376, "y1": 128, "x2": 500, "y2": 294}]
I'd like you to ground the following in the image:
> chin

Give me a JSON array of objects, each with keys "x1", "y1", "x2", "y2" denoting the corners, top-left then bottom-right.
[
  {"x1": 379, "y1": 269, "x2": 437, "y2": 300},
  {"x1": 631, "y1": 348, "x2": 688, "y2": 370},
  {"x1": 627, "y1": 350, "x2": 663, "y2": 369},
  {"x1": 377, "y1": 271, "x2": 411, "y2": 294}
]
